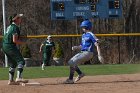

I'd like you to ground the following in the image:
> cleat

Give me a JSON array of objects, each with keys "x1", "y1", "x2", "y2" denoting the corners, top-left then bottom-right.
[
  {"x1": 64, "y1": 79, "x2": 74, "y2": 84},
  {"x1": 75, "y1": 73, "x2": 85, "y2": 82},
  {"x1": 8, "y1": 80, "x2": 20, "y2": 85},
  {"x1": 16, "y1": 78, "x2": 29, "y2": 83}
]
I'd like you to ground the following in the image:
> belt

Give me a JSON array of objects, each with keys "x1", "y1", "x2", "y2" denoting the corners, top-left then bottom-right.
[{"x1": 81, "y1": 49, "x2": 88, "y2": 51}]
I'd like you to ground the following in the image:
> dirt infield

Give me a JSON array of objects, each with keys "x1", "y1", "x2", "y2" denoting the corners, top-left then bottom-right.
[{"x1": 0, "y1": 74, "x2": 140, "y2": 93}]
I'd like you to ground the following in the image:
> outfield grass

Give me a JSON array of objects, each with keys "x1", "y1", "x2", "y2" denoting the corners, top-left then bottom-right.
[{"x1": 0, "y1": 64, "x2": 140, "y2": 80}]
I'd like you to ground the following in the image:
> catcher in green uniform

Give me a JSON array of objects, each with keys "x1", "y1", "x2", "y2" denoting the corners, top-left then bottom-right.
[
  {"x1": 2, "y1": 14, "x2": 28, "y2": 85},
  {"x1": 39, "y1": 35, "x2": 55, "y2": 70}
]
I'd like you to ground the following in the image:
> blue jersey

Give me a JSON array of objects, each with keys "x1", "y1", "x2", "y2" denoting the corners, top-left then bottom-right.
[{"x1": 81, "y1": 32, "x2": 98, "y2": 52}]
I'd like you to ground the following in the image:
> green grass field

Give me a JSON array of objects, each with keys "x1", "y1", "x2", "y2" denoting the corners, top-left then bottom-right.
[{"x1": 0, "y1": 64, "x2": 140, "y2": 80}]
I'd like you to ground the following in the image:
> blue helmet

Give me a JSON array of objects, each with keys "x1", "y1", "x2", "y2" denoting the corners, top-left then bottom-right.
[{"x1": 80, "y1": 20, "x2": 92, "y2": 30}]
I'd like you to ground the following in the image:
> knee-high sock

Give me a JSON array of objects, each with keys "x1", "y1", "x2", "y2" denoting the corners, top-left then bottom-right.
[
  {"x1": 69, "y1": 67, "x2": 75, "y2": 80},
  {"x1": 17, "y1": 64, "x2": 24, "y2": 79},
  {"x1": 17, "y1": 68, "x2": 23, "y2": 79},
  {"x1": 9, "y1": 67, "x2": 15, "y2": 81},
  {"x1": 75, "y1": 66, "x2": 82, "y2": 75},
  {"x1": 42, "y1": 63, "x2": 45, "y2": 69}
]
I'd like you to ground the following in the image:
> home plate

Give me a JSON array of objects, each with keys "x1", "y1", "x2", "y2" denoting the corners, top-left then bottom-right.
[{"x1": 21, "y1": 82, "x2": 41, "y2": 86}]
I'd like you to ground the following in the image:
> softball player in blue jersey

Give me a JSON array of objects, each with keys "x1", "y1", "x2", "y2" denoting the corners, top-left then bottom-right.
[{"x1": 64, "y1": 19, "x2": 104, "y2": 84}]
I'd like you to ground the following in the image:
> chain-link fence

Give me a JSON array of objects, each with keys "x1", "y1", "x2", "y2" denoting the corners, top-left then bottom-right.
[{"x1": 0, "y1": 34, "x2": 140, "y2": 67}]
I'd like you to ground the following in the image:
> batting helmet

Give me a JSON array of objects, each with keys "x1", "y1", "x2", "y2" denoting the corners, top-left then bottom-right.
[{"x1": 80, "y1": 20, "x2": 92, "y2": 30}]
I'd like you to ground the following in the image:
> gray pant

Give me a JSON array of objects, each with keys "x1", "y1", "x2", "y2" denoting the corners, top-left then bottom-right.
[{"x1": 68, "y1": 51, "x2": 93, "y2": 67}]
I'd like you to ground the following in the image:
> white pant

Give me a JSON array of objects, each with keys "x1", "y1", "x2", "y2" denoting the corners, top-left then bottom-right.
[{"x1": 68, "y1": 51, "x2": 93, "y2": 67}]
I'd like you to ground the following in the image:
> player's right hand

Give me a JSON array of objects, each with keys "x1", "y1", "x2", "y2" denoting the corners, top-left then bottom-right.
[
  {"x1": 72, "y1": 46, "x2": 81, "y2": 51},
  {"x1": 72, "y1": 46, "x2": 78, "y2": 51},
  {"x1": 72, "y1": 46, "x2": 75, "y2": 51}
]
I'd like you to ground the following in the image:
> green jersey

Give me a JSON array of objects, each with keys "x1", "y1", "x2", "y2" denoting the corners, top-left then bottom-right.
[
  {"x1": 2, "y1": 23, "x2": 25, "y2": 68},
  {"x1": 42, "y1": 40, "x2": 55, "y2": 53},
  {"x1": 3, "y1": 23, "x2": 20, "y2": 44}
]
